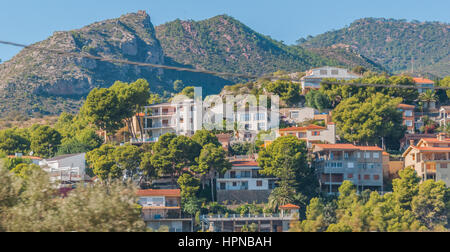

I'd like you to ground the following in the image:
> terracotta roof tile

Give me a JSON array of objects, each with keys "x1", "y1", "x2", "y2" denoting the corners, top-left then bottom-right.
[
  {"x1": 280, "y1": 204, "x2": 300, "y2": 209},
  {"x1": 231, "y1": 160, "x2": 259, "y2": 167},
  {"x1": 279, "y1": 125, "x2": 326, "y2": 132},
  {"x1": 413, "y1": 77, "x2": 434, "y2": 84},
  {"x1": 8, "y1": 155, "x2": 42, "y2": 160},
  {"x1": 136, "y1": 189, "x2": 180, "y2": 197},
  {"x1": 397, "y1": 104, "x2": 415, "y2": 109},
  {"x1": 314, "y1": 144, "x2": 382, "y2": 151}
]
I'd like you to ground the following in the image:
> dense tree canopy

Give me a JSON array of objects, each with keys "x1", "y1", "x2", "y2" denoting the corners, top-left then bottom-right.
[
  {"x1": 0, "y1": 164, "x2": 146, "y2": 232},
  {"x1": 290, "y1": 168, "x2": 450, "y2": 232},
  {"x1": 0, "y1": 128, "x2": 30, "y2": 155},
  {"x1": 30, "y1": 125, "x2": 62, "y2": 158},
  {"x1": 332, "y1": 93, "x2": 405, "y2": 149}
]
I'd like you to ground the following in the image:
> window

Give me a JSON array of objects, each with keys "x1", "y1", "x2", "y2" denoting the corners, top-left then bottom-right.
[
  {"x1": 230, "y1": 171, "x2": 236, "y2": 178},
  {"x1": 373, "y1": 175, "x2": 380, "y2": 181},
  {"x1": 373, "y1": 152, "x2": 380, "y2": 159},
  {"x1": 405, "y1": 110, "x2": 413, "y2": 117},
  {"x1": 348, "y1": 162, "x2": 354, "y2": 168},
  {"x1": 406, "y1": 120, "x2": 413, "y2": 127},
  {"x1": 357, "y1": 152, "x2": 361, "y2": 158},
  {"x1": 220, "y1": 183, "x2": 226, "y2": 190},
  {"x1": 290, "y1": 111, "x2": 299, "y2": 118},
  {"x1": 347, "y1": 173, "x2": 353, "y2": 179},
  {"x1": 241, "y1": 114, "x2": 250, "y2": 121},
  {"x1": 331, "y1": 70, "x2": 339, "y2": 75},
  {"x1": 258, "y1": 122, "x2": 265, "y2": 130},
  {"x1": 312, "y1": 131, "x2": 321, "y2": 136},
  {"x1": 232, "y1": 182, "x2": 237, "y2": 187},
  {"x1": 254, "y1": 113, "x2": 265, "y2": 121},
  {"x1": 241, "y1": 171, "x2": 251, "y2": 178},
  {"x1": 364, "y1": 175, "x2": 370, "y2": 180},
  {"x1": 441, "y1": 163, "x2": 448, "y2": 169},
  {"x1": 256, "y1": 180, "x2": 263, "y2": 187},
  {"x1": 320, "y1": 70, "x2": 328, "y2": 75},
  {"x1": 365, "y1": 152, "x2": 371, "y2": 159}
]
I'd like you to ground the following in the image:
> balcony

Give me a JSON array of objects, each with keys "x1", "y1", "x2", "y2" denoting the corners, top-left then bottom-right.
[{"x1": 150, "y1": 123, "x2": 175, "y2": 129}]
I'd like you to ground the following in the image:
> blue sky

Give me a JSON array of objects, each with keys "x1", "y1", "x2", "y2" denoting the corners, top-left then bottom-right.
[{"x1": 1, "y1": 0, "x2": 449, "y2": 62}]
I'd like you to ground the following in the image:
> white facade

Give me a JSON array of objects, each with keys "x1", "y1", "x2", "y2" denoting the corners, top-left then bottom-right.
[
  {"x1": 280, "y1": 107, "x2": 319, "y2": 124},
  {"x1": 142, "y1": 99, "x2": 202, "y2": 142},
  {"x1": 439, "y1": 106, "x2": 450, "y2": 128},
  {"x1": 217, "y1": 161, "x2": 276, "y2": 191},
  {"x1": 39, "y1": 153, "x2": 86, "y2": 183},
  {"x1": 140, "y1": 96, "x2": 278, "y2": 142},
  {"x1": 301, "y1": 66, "x2": 361, "y2": 92}
]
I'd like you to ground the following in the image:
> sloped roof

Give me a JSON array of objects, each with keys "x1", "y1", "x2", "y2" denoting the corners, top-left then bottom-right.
[
  {"x1": 279, "y1": 125, "x2": 326, "y2": 132},
  {"x1": 231, "y1": 160, "x2": 259, "y2": 167},
  {"x1": 413, "y1": 77, "x2": 434, "y2": 84},
  {"x1": 397, "y1": 104, "x2": 415, "y2": 109},
  {"x1": 280, "y1": 204, "x2": 300, "y2": 209},
  {"x1": 46, "y1": 153, "x2": 85, "y2": 161},
  {"x1": 8, "y1": 155, "x2": 42, "y2": 160},
  {"x1": 136, "y1": 189, "x2": 181, "y2": 197},
  {"x1": 314, "y1": 144, "x2": 382, "y2": 151}
]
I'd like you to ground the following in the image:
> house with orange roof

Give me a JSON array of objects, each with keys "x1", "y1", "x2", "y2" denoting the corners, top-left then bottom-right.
[
  {"x1": 397, "y1": 104, "x2": 416, "y2": 134},
  {"x1": 402, "y1": 133, "x2": 450, "y2": 186},
  {"x1": 216, "y1": 157, "x2": 277, "y2": 204},
  {"x1": 413, "y1": 77, "x2": 435, "y2": 94},
  {"x1": 277, "y1": 123, "x2": 336, "y2": 148},
  {"x1": 137, "y1": 189, "x2": 192, "y2": 232},
  {"x1": 312, "y1": 143, "x2": 384, "y2": 193},
  {"x1": 8, "y1": 153, "x2": 43, "y2": 165}
]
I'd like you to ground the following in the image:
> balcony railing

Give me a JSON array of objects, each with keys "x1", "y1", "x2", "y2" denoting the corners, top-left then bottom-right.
[
  {"x1": 201, "y1": 213, "x2": 297, "y2": 221},
  {"x1": 150, "y1": 124, "x2": 175, "y2": 129}
]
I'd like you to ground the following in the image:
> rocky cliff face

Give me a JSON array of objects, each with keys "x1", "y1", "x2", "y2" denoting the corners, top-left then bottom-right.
[{"x1": 0, "y1": 11, "x2": 166, "y2": 115}]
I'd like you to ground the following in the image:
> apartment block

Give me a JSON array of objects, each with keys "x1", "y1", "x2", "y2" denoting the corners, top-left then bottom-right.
[{"x1": 313, "y1": 144, "x2": 384, "y2": 193}]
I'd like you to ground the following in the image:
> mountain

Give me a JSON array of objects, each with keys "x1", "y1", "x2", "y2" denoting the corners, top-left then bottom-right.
[
  {"x1": 299, "y1": 18, "x2": 450, "y2": 77},
  {"x1": 155, "y1": 15, "x2": 384, "y2": 79},
  {"x1": 0, "y1": 12, "x2": 385, "y2": 117},
  {"x1": 0, "y1": 11, "x2": 230, "y2": 117}
]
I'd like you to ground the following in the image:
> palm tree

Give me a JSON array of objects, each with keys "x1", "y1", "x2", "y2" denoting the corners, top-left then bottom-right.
[{"x1": 419, "y1": 90, "x2": 437, "y2": 111}]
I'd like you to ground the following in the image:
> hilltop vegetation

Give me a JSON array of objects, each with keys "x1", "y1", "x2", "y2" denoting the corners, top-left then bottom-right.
[
  {"x1": 0, "y1": 13, "x2": 445, "y2": 118},
  {"x1": 155, "y1": 15, "x2": 384, "y2": 81},
  {"x1": 300, "y1": 18, "x2": 450, "y2": 77}
]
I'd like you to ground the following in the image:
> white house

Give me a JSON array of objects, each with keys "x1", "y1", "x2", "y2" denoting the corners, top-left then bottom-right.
[
  {"x1": 216, "y1": 158, "x2": 277, "y2": 203},
  {"x1": 39, "y1": 153, "x2": 87, "y2": 184},
  {"x1": 439, "y1": 106, "x2": 450, "y2": 128},
  {"x1": 301, "y1": 66, "x2": 361, "y2": 93}
]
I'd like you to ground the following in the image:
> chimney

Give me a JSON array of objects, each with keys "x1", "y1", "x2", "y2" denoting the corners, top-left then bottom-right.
[{"x1": 438, "y1": 133, "x2": 446, "y2": 141}]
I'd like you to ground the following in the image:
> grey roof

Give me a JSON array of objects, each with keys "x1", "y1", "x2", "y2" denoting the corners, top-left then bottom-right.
[{"x1": 46, "y1": 153, "x2": 85, "y2": 162}]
